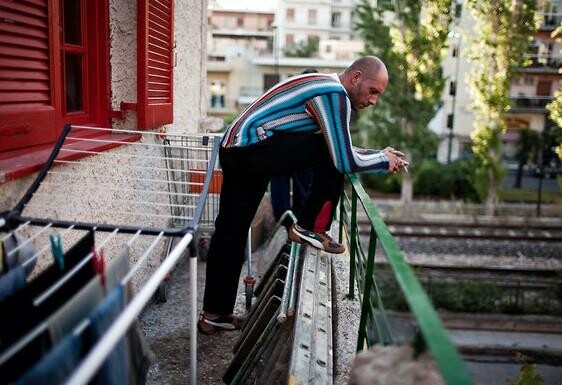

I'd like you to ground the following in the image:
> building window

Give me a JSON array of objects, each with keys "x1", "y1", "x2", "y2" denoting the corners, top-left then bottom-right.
[
  {"x1": 451, "y1": 45, "x2": 458, "y2": 57},
  {"x1": 332, "y1": 12, "x2": 341, "y2": 27},
  {"x1": 0, "y1": 0, "x2": 110, "y2": 154},
  {"x1": 286, "y1": 34, "x2": 294, "y2": 46},
  {"x1": 237, "y1": 17, "x2": 243, "y2": 27},
  {"x1": 210, "y1": 81, "x2": 226, "y2": 108},
  {"x1": 326, "y1": 44, "x2": 332, "y2": 53},
  {"x1": 524, "y1": 76, "x2": 535, "y2": 85},
  {"x1": 286, "y1": 8, "x2": 295, "y2": 22},
  {"x1": 449, "y1": 81, "x2": 456, "y2": 96},
  {"x1": 454, "y1": 3, "x2": 462, "y2": 18},
  {"x1": 308, "y1": 9, "x2": 317, "y2": 25}
]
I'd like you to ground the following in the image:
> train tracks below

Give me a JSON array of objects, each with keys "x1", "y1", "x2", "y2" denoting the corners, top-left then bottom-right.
[{"x1": 359, "y1": 219, "x2": 562, "y2": 242}]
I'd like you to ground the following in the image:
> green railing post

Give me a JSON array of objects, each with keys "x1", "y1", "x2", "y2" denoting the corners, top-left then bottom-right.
[
  {"x1": 338, "y1": 192, "x2": 344, "y2": 243},
  {"x1": 347, "y1": 190, "x2": 358, "y2": 300},
  {"x1": 356, "y1": 226, "x2": 377, "y2": 351},
  {"x1": 342, "y1": 173, "x2": 474, "y2": 385}
]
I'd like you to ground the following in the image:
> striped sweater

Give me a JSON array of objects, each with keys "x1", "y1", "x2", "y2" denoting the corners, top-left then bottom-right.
[{"x1": 221, "y1": 73, "x2": 389, "y2": 174}]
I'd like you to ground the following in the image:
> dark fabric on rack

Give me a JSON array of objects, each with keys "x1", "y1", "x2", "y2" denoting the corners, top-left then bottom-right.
[
  {"x1": 8, "y1": 246, "x2": 153, "y2": 385},
  {"x1": 87, "y1": 284, "x2": 129, "y2": 385},
  {"x1": 48, "y1": 247, "x2": 128, "y2": 343},
  {"x1": 0, "y1": 265, "x2": 26, "y2": 302},
  {"x1": 14, "y1": 331, "x2": 84, "y2": 385},
  {"x1": 0, "y1": 230, "x2": 95, "y2": 380},
  {"x1": 2, "y1": 232, "x2": 37, "y2": 276},
  {"x1": 0, "y1": 230, "x2": 94, "y2": 307},
  {"x1": 0, "y1": 241, "x2": 127, "y2": 384}
]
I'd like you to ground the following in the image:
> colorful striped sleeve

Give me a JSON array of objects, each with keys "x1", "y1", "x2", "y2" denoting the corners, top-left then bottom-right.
[{"x1": 305, "y1": 93, "x2": 389, "y2": 174}]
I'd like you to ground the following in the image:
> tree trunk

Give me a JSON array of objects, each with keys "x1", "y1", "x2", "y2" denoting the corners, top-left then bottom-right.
[
  {"x1": 400, "y1": 121, "x2": 414, "y2": 204},
  {"x1": 514, "y1": 160, "x2": 524, "y2": 188},
  {"x1": 485, "y1": 165, "x2": 497, "y2": 216},
  {"x1": 401, "y1": 171, "x2": 413, "y2": 204}
]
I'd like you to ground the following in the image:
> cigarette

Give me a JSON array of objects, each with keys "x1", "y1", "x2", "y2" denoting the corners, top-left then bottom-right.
[{"x1": 404, "y1": 166, "x2": 409, "y2": 173}]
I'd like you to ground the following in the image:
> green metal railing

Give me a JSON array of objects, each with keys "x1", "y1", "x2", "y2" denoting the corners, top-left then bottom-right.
[{"x1": 338, "y1": 173, "x2": 474, "y2": 385}]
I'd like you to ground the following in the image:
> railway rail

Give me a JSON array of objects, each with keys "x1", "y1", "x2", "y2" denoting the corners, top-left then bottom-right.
[{"x1": 358, "y1": 219, "x2": 562, "y2": 242}]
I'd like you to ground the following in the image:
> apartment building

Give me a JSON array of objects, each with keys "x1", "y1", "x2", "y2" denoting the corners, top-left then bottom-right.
[
  {"x1": 437, "y1": 0, "x2": 562, "y2": 164},
  {"x1": 276, "y1": 0, "x2": 357, "y2": 51},
  {"x1": 207, "y1": 1, "x2": 361, "y2": 120}
]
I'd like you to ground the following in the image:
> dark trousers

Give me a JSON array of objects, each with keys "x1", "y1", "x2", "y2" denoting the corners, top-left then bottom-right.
[
  {"x1": 203, "y1": 133, "x2": 343, "y2": 314},
  {"x1": 270, "y1": 167, "x2": 313, "y2": 223}
]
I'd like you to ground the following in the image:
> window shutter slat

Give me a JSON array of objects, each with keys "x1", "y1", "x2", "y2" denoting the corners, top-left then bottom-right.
[
  {"x1": 137, "y1": 0, "x2": 173, "y2": 129},
  {"x1": 0, "y1": 0, "x2": 56, "y2": 152}
]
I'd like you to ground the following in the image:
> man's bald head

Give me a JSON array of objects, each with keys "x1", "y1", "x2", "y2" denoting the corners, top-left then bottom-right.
[
  {"x1": 339, "y1": 56, "x2": 389, "y2": 111},
  {"x1": 343, "y1": 56, "x2": 387, "y2": 79}
]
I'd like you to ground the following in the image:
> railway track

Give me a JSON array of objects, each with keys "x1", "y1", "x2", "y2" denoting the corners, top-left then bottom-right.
[
  {"x1": 378, "y1": 262, "x2": 561, "y2": 291},
  {"x1": 358, "y1": 219, "x2": 562, "y2": 242}
]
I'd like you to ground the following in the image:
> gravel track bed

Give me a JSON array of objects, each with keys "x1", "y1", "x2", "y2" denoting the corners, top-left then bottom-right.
[{"x1": 394, "y1": 237, "x2": 562, "y2": 260}]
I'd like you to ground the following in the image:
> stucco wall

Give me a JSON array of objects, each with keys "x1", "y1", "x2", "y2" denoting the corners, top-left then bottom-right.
[{"x1": 1, "y1": 0, "x2": 211, "y2": 292}]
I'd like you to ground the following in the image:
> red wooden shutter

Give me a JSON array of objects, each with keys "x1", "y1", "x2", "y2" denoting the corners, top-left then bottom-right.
[
  {"x1": 0, "y1": 0, "x2": 60, "y2": 152},
  {"x1": 137, "y1": 0, "x2": 173, "y2": 129}
]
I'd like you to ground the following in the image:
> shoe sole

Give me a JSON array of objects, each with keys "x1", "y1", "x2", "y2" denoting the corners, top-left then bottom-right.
[{"x1": 290, "y1": 227, "x2": 345, "y2": 254}]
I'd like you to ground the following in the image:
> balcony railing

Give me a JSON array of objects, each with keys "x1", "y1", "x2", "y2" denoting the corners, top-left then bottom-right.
[
  {"x1": 538, "y1": 12, "x2": 562, "y2": 29},
  {"x1": 524, "y1": 53, "x2": 562, "y2": 69},
  {"x1": 510, "y1": 95, "x2": 554, "y2": 110},
  {"x1": 338, "y1": 173, "x2": 473, "y2": 385}
]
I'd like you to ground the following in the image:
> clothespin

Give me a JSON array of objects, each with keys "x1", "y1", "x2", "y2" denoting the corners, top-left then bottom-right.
[
  {"x1": 91, "y1": 246, "x2": 106, "y2": 287},
  {"x1": 49, "y1": 234, "x2": 64, "y2": 269}
]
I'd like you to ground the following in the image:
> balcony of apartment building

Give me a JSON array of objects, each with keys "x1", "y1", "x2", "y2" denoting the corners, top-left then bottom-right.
[
  {"x1": 509, "y1": 94, "x2": 554, "y2": 113},
  {"x1": 538, "y1": 11, "x2": 562, "y2": 31},
  {"x1": 238, "y1": 86, "x2": 264, "y2": 106},
  {"x1": 522, "y1": 49, "x2": 562, "y2": 74}
]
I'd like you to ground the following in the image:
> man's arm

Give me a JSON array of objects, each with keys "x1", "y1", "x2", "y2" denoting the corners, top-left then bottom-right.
[{"x1": 306, "y1": 93, "x2": 399, "y2": 174}]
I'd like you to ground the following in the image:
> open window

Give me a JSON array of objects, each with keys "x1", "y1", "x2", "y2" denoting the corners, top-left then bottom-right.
[{"x1": 0, "y1": 0, "x2": 110, "y2": 153}]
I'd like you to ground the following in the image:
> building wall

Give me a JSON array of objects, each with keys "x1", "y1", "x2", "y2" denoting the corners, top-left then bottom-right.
[
  {"x1": 1, "y1": 0, "x2": 211, "y2": 291},
  {"x1": 437, "y1": 1, "x2": 562, "y2": 163},
  {"x1": 209, "y1": 9, "x2": 274, "y2": 31},
  {"x1": 277, "y1": 0, "x2": 356, "y2": 51}
]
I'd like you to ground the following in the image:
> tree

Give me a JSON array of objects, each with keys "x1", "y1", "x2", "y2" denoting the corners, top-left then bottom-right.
[
  {"x1": 546, "y1": 27, "x2": 562, "y2": 162},
  {"x1": 513, "y1": 128, "x2": 540, "y2": 188},
  {"x1": 546, "y1": 89, "x2": 562, "y2": 161},
  {"x1": 284, "y1": 36, "x2": 319, "y2": 58},
  {"x1": 354, "y1": 0, "x2": 452, "y2": 203},
  {"x1": 465, "y1": 0, "x2": 537, "y2": 214}
]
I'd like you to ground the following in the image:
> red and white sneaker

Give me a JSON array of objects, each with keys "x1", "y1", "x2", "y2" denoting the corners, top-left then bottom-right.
[{"x1": 288, "y1": 224, "x2": 346, "y2": 254}]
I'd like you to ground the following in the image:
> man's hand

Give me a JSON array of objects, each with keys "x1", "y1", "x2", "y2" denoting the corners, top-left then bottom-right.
[{"x1": 382, "y1": 147, "x2": 409, "y2": 174}]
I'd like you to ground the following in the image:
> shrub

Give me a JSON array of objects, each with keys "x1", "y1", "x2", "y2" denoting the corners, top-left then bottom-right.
[
  {"x1": 414, "y1": 159, "x2": 480, "y2": 202},
  {"x1": 361, "y1": 173, "x2": 401, "y2": 194}
]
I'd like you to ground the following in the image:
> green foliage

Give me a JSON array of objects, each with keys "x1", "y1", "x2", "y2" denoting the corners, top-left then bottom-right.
[
  {"x1": 413, "y1": 159, "x2": 480, "y2": 201},
  {"x1": 360, "y1": 172, "x2": 401, "y2": 194},
  {"x1": 515, "y1": 129, "x2": 540, "y2": 165},
  {"x1": 505, "y1": 353, "x2": 544, "y2": 385},
  {"x1": 546, "y1": 27, "x2": 562, "y2": 161},
  {"x1": 466, "y1": 0, "x2": 538, "y2": 208},
  {"x1": 353, "y1": 0, "x2": 452, "y2": 169},
  {"x1": 361, "y1": 159, "x2": 481, "y2": 201},
  {"x1": 283, "y1": 36, "x2": 319, "y2": 58},
  {"x1": 546, "y1": 89, "x2": 562, "y2": 161},
  {"x1": 431, "y1": 281, "x2": 503, "y2": 312},
  {"x1": 223, "y1": 113, "x2": 239, "y2": 130}
]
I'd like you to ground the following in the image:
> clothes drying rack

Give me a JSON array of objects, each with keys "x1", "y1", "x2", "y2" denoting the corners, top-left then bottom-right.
[{"x1": 0, "y1": 124, "x2": 221, "y2": 385}]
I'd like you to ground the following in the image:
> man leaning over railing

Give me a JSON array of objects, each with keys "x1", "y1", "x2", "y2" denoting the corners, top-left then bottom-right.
[{"x1": 198, "y1": 56, "x2": 409, "y2": 334}]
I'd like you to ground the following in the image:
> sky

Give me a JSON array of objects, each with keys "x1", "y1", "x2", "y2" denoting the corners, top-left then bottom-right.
[{"x1": 215, "y1": 0, "x2": 277, "y2": 12}]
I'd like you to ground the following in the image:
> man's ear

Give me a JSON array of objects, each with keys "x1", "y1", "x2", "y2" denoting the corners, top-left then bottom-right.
[{"x1": 351, "y1": 70, "x2": 362, "y2": 86}]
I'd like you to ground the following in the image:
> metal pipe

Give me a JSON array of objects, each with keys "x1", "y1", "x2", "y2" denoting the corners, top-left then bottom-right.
[{"x1": 287, "y1": 243, "x2": 301, "y2": 316}]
